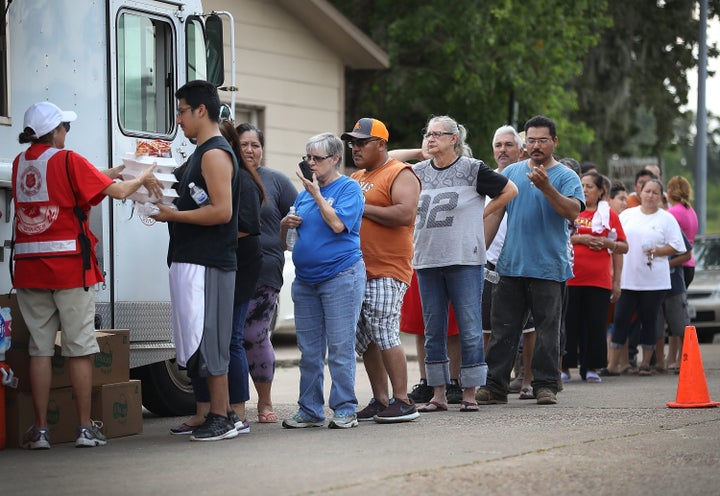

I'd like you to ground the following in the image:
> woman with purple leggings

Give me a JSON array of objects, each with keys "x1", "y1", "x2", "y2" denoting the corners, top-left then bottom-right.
[{"x1": 236, "y1": 123, "x2": 298, "y2": 423}]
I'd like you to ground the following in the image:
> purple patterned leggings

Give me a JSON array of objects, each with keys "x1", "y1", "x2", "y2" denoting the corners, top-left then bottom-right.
[{"x1": 242, "y1": 284, "x2": 278, "y2": 383}]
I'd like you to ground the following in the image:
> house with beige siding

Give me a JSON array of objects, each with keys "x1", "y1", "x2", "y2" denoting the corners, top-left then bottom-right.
[{"x1": 206, "y1": 0, "x2": 388, "y2": 182}]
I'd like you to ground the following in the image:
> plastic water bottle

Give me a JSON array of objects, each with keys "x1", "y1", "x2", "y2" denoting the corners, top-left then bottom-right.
[
  {"x1": 188, "y1": 182, "x2": 210, "y2": 206},
  {"x1": 285, "y1": 206, "x2": 298, "y2": 251},
  {"x1": 484, "y1": 268, "x2": 500, "y2": 284},
  {"x1": 607, "y1": 228, "x2": 617, "y2": 254}
]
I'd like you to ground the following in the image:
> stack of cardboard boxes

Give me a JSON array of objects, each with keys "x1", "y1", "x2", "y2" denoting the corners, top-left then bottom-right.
[{"x1": 2, "y1": 296, "x2": 143, "y2": 448}]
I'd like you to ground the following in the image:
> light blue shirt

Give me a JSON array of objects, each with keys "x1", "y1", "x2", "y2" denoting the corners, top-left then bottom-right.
[
  {"x1": 292, "y1": 175, "x2": 364, "y2": 284},
  {"x1": 497, "y1": 160, "x2": 584, "y2": 281}
]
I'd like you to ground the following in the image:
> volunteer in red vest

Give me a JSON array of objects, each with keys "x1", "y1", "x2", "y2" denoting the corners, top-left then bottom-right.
[{"x1": 13, "y1": 101, "x2": 159, "y2": 449}]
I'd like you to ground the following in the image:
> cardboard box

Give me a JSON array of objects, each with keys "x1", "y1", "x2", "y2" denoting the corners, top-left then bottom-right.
[
  {"x1": 5, "y1": 387, "x2": 79, "y2": 448},
  {"x1": 91, "y1": 380, "x2": 143, "y2": 439},
  {"x1": 4, "y1": 330, "x2": 130, "y2": 391}
]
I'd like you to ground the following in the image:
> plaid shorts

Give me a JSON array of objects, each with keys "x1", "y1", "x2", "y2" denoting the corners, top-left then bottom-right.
[{"x1": 355, "y1": 277, "x2": 408, "y2": 354}]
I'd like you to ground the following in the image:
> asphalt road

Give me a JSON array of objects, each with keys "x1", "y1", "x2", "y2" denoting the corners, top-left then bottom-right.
[{"x1": 3, "y1": 334, "x2": 720, "y2": 495}]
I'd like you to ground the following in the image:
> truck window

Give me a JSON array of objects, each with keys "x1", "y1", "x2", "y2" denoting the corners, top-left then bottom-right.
[
  {"x1": 0, "y1": 0, "x2": 9, "y2": 122},
  {"x1": 117, "y1": 12, "x2": 173, "y2": 135},
  {"x1": 186, "y1": 17, "x2": 208, "y2": 83}
]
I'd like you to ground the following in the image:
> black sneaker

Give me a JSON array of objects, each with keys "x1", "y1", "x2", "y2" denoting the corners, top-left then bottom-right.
[
  {"x1": 446, "y1": 380, "x2": 463, "y2": 404},
  {"x1": 356, "y1": 398, "x2": 386, "y2": 421},
  {"x1": 190, "y1": 413, "x2": 239, "y2": 441},
  {"x1": 373, "y1": 398, "x2": 419, "y2": 424},
  {"x1": 408, "y1": 379, "x2": 433, "y2": 403}
]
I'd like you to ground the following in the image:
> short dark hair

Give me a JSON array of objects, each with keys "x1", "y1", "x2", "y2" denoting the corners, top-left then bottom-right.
[
  {"x1": 175, "y1": 80, "x2": 220, "y2": 123},
  {"x1": 634, "y1": 168, "x2": 656, "y2": 183},
  {"x1": 236, "y1": 123, "x2": 265, "y2": 148},
  {"x1": 524, "y1": 115, "x2": 556, "y2": 138},
  {"x1": 610, "y1": 179, "x2": 626, "y2": 199}
]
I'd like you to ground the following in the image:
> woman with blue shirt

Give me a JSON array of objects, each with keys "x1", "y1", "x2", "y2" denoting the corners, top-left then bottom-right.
[{"x1": 280, "y1": 133, "x2": 366, "y2": 429}]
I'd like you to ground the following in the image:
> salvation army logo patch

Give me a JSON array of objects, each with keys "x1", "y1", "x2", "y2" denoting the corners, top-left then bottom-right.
[{"x1": 20, "y1": 165, "x2": 42, "y2": 198}]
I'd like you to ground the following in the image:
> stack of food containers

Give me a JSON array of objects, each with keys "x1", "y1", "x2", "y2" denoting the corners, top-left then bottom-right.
[{"x1": 120, "y1": 140, "x2": 179, "y2": 223}]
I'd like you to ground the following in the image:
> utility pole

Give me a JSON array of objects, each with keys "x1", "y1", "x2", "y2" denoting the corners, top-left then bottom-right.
[{"x1": 696, "y1": 0, "x2": 708, "y2": 235}]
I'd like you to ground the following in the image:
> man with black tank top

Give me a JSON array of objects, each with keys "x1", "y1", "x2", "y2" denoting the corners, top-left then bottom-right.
[{"x1": 153, "y1": 80, "x2": 240, "y2": 441}]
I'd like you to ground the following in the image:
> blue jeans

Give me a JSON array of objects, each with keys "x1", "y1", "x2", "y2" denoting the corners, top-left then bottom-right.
[
  {"x1": 192, "y1": 301, "x2": 250, "y2": 404},
  {"x1": 417, "y1": 265, "x2": 487, "y2": 388},
  {"x1": 487, "y1": 277, "x2": 563, "y2": 394},
  {"x1": 292, "y1": 259, "x2": 365, "y2": 420}
]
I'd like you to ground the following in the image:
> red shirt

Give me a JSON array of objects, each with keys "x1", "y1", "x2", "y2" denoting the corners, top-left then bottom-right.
[
  {"x1": 568, "y1": 207, "x2": 626, "y2": 289},
  {"x1": 12, "y1": 144, "x2": 113, "y2": 289}
]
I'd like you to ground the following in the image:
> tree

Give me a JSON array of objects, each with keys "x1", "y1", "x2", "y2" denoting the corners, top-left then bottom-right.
[
  {"x1": 570, "y1": 0, "x2": 720, "y2": 169},
  {"x1": 331, "y1": 0, "x2": 610, "y2": 164}
]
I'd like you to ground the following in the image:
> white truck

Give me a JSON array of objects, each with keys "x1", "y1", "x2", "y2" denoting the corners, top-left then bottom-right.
[{"x1": 0, "y1": 0, "x2": 235, "y2": 415}]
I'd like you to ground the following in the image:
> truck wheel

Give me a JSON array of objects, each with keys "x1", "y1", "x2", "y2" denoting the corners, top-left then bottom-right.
[{"x1": 131, "y1": 359, "x2": 195, "y2": 416}]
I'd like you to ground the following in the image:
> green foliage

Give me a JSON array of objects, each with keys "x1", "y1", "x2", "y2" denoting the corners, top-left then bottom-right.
[{"x1": 331, "y1": 0, "x2": 610, "y2": 165}]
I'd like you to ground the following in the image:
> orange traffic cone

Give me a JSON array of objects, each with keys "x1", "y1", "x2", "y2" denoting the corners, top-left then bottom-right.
[{"x1": 667, "y1": 326, "x2": 719, "y2": 408}]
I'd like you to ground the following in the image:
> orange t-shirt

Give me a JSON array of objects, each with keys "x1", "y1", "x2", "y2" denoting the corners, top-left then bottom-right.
[{"x1": 351, "y1": 159, "x2": 419, "y2": 285}]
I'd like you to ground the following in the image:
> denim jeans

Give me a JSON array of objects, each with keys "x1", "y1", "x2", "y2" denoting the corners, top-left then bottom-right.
[
  {"x1": 417, "y1": 265, "x2": 487, "y2": 388},
  {"x1": 487, "y1": 277, "x2": 563, "y2": 394},
  {"x1": 611, "y1": 289, "x2": 667, "y2": 349},
  {"x1": 192, "y1": 301, "x2": 250, "y2": 404},
  {"x1": 292, "y1": 259, "x2": 365, "y2": 420}
]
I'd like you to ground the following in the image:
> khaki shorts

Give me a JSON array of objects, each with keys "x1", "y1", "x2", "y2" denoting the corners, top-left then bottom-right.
[{"x1": 17, "y1": 287, "x2": 99, "y2": 357}]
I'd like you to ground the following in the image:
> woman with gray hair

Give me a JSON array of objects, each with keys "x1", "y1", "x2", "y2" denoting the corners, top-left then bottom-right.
[
  {"x1": 280, "y1": 133, "x2": 366, "y2": 429},
  {"x1": 413, "y1": 115, "x2": 517, "y2": 412}
]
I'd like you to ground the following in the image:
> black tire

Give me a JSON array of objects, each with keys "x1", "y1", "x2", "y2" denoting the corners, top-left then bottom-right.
[
  {"x1": 696, "y1": 330, "x2": 715, "y2": 344},
  {"x1": 130, "y1": 359, "x2": 195, "y2": 416}
]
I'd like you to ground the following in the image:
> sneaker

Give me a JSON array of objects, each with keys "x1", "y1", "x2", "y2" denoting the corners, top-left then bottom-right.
[
  {"x1": 445, "y1": 380, "x2": 463, "y2": 404},
  {"x1": 535, "y1": 388, "x2": 558, "y2": 405},
  {"x1": 357, "y1": 398, "x2": 386, "y2": 421},
  {"x1": 373, "y1": 397, "x2": 419, "y2": 424},
  {"x1": 228, "y1": 411, "x2": 250, "y2": 434},
  {"x1": 21, "y1": 426, "x2": 51, "y2": 450},
  {"x1": 282, "y1": 412, "x2": 325, "y2": 429},
  {"x1": 475, "y1": 387, "x2": 508, "y2": 405},
  {"x1": 75, "y1": 420, "x2": 107, "y2": 448},
  {"x1": 408, "y1": 379, "x2": 433, "y2": 403},
  {"x1": 328, "y1": 413, "x2": 358, "y2": 429},
  {"x1": 189, "y1": 413, "x2": 238, "y2": 441}
]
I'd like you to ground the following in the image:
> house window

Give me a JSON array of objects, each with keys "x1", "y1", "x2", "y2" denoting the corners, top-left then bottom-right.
[{"x1": 117, "y1": 11, "x2": 174, "y2": 135}]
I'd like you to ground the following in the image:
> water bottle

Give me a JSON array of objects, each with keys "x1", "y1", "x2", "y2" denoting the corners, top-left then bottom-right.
[
  {"x1": 188, "y1": 182, "x2": 210, "y2": 206},
  {"x1": 285, "y1": 206, "x2": 298, "y2": 251},
  {"x1": 607, "y1": 228, "x2": 617, "y2": 254},
  {"x1": 484, "y1": 268, "x2": 500, "y2": 284}
]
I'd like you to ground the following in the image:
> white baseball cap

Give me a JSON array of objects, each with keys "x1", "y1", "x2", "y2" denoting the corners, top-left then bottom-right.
[{"x1": 23, "y1": 101, "x2": 77, "y2": 139}]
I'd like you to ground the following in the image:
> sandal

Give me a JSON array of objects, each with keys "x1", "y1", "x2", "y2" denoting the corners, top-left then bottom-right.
[
  {"x1": 459, "y1": 401, "x2": 479, "y2": 412},
  {"x1": 585, "y1": 371, "x2": 602, "y2": 383},
  {"x1": 638, "y1": 365, "x2": 653, "y2": 376},
  {"x1": 519, "y1": 387, "x2": 535, "y2": 400},
  {"x1": 169, "y1": 421, "x2": 200, "y2": 435},
  {"x1": 418, "y1": 400, "x2": 448, "y2": 413},
  {"x1": 258, "y1": 411, "x2": 279, "y2": 423}
]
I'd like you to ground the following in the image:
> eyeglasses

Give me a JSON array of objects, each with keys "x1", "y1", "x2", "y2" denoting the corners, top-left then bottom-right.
[
  {"x1": 303, "y1": 154, "x2": 332, "y2": 162},
  {"x1": 347, "y1": 138, "x2": 381, "y2": 149},
  {"x1": 62, "y1": 122, "x2": 70, "y2": 132},
  {"x1": 177, "y1": 106, "x2": 193, "y2": 117},
  {"x1": 424, "y1": 131, "x2": 454, "y2": 139},
  {"x1": 526, "y1": 137, "x2": 554, "y2": 146}
]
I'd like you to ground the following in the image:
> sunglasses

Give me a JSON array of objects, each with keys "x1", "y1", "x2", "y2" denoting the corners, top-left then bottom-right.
[{"x1": 62, "y1": 122, "x2": 71, "y2": 132}]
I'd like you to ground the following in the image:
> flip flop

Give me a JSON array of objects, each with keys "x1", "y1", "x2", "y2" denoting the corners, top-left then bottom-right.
[
  {"x1": 258, "y1": 411, "x2": 279, "y2": 423},
  {"x1": 519, "y1": 387, "x2": 535, "y2": 399},
  {"x1": 459, "y1": 401, "x2": 479, "y2": 412},
  {"x1": 169, "y1": 422, "x2": 199, "y2": 435},
  {"x1": 586, "y1": 371, "x2": 602, "y2": 383},
  {"x1": 418, "y1": 400, "x2": 448, "y2": 413}
]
